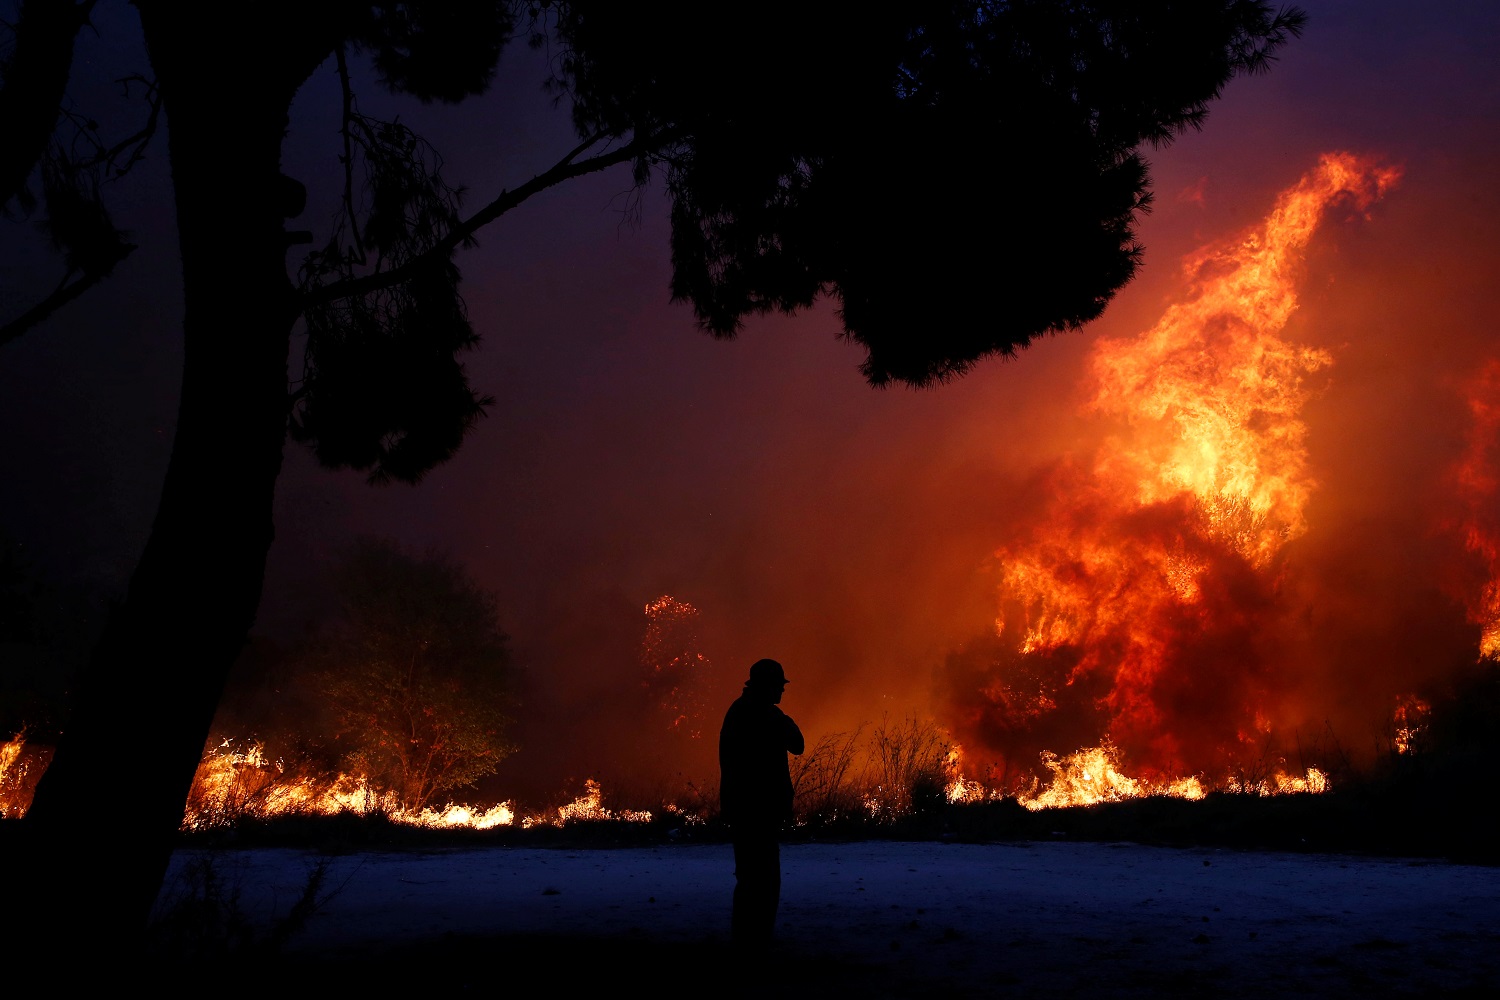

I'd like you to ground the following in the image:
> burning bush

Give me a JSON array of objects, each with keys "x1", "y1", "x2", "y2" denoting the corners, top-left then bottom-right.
[
  {"x1": 791, "y1": 726, "x2": 866, "y2": 822},
  {"x1": 0, "y1": 730, "x2": 52, "y2": 818},
  {"x1": 789, "y1": 716, "x2": 962, "y2": 825},
  {"x1": 295, "y1": 537, "x2": 516, "y2": 812},
  {"x1": 869, "y1": 715, "x2": 952, "y2": 819},
  {"x1": 183, "y1": 736, "x2": 521, "y2": 832},
  {"x1": 640, "y1": 595, "x2": 713, "y2": 739}
]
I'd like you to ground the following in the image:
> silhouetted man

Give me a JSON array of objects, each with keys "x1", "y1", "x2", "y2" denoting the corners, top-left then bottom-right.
[{"x1": 719, "y1": 657, "x2": 804, "y2": 945}]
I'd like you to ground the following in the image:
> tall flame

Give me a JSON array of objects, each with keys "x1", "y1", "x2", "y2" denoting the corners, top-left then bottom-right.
[{"x1": 963, "y1": 153, "x2": 1400, "y2": 787}]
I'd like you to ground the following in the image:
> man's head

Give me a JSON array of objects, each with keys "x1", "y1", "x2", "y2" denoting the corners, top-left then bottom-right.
[{"x1": 746, "y1": 658, "x2": 789, "y2": 703}]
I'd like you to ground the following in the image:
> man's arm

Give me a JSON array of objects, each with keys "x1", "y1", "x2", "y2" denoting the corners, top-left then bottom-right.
[{"x1": 779, "y1": 710, "x2": 804, "y2": 755}]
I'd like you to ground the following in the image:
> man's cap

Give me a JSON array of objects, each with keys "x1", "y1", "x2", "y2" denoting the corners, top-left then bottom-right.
[{"x1": 747, "y1": 658, "x2": 788, "y2": 687}]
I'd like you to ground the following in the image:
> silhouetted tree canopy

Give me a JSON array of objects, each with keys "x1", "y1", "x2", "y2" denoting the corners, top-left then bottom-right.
[
  {"x1": 352, "y1": 2, "x2": 516, "y2": 103},
  {"x1": 552, "y1": 1, "x2": 1306, "y2": 385},
  {"x1": 286, "y1": 0, "x2": 1307, "y2": 486},
  {"x1": 4, "y1": 2, "x2": 1307, "y2": 474}
]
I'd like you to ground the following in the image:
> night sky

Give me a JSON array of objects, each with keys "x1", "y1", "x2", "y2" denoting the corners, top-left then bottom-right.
[{"x1": 4, "y1": 1, "x2": 1499, "y2": 803}]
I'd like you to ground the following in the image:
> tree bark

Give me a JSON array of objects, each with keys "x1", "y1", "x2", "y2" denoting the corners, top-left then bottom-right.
[{"x1": 5, "y1": 5, "x2": 333, "y2": 957}]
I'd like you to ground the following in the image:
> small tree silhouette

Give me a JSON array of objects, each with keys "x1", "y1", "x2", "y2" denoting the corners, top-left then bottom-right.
[{"x1": 311, "y1": 538, "x2": 515, "y2": 812}]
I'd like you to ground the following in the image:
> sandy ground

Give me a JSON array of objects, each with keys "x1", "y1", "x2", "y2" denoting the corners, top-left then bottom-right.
[{"x1": 156, "y1": 839, "x2": 1500, "y2": 997}]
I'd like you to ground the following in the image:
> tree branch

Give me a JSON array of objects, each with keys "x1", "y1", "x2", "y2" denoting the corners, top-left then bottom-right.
[
  {"x1": 0, "y1": 243, "x2": 135, "y2": 347},
  {"x1": 301, "y1": 126, "x2": 680, "y2": 308},
  {"x1": 0, "y1": 0, "x2": 96, "y2": 207},
  {"x1": 79, "y1": 74, "x2": 161, "y2": 180},
  {"x1": 335, "y1": 46, "x2": 366, "y2": 262}
]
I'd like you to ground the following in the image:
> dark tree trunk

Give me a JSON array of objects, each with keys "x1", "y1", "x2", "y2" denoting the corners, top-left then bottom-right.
[{"x1": 4, "y1": 6, "x2": 333, "y2": 955}]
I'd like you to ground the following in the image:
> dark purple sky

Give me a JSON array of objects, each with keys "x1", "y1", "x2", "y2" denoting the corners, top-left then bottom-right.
[{"x1": 5, "y1": 1, "x2": 1499, "y2": 801}]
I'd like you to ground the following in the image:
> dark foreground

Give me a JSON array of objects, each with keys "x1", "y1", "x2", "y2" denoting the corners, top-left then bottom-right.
[{"x1": 138, "y1": 840, "x2": 1500, "y2": 999}]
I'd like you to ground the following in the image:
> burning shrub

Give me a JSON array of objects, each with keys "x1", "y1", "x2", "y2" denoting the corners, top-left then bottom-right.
[
  {"x1": 184, "y1": 739, "x2": 287, "y2": 829},
  {"x1": 640, "y1": 596, "x2": 713, "y2": 739},
  {"x1": 547, "y1": 778, "x2": 653, "y2": 826},
  {"x1": 787, "y1": 716, "x2": 963, "y2": 827},
  {"x1": 1379, "y1": 660, "x2": 1500, "y2": 777},
  {"x1": 791, "y1": 726, "x2": 866, "y2": 823},
  {"x1": 0, "y1": 729, "x2": 53, "y2": 819},
  {"x1": 179, "y1": 541, "x2": 523, "y2": 829},
  {"x1": 183, "y1": 738, "x2": 377, "y2": 831},
  {"x1": 869, "y1": 715, "x2": 952, "y2": 819},
  {"x1": 308, "y1": 537, "x2": 516, "y2": 812},
  {"x1": 183, "y1": 735, "x2": 522, "y2": 832}
]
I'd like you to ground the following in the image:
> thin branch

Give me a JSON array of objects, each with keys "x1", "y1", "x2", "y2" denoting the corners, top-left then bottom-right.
[
  {"x1": 302, "y1": 126, "x2": 680, "y2": 308},
  {"x1": 335, "y1": 46, "x2": 365, "y2": 262},
  {"x1": 52, "y1": 74, "x2": 160, "y2": 180},
  {"x1": 553, "y1": 129, "x2": 612, "y2": 169},
  {"x1": 94, "y1": 75, "x2": 160, "y2": 178},
  {"x1": 0, "y1": 243, "x2": 135, "y2": 346},
  {"x1": 0, "y1": 0, "x2": 97, "y2": 207}
]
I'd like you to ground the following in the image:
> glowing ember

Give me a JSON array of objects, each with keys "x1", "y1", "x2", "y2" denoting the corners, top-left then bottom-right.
[
  {"x1": 1392, "y1": 694, "x2": 1432, "y2": 755},
  {"x1": 640, "y1": 595, "x2": 712, "y2": 737},
  {"x1": 0, "y1": 730, "x2": 51, "y2": 819},
  {"x1": 958, "y1": 153, "x2": 1400, "y2": 793}
]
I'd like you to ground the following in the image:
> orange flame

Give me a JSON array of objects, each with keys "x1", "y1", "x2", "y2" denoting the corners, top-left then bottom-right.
[
  {"x1": 179, "y1": 738, "x2": 681, "y2": 831},
  {"x1": 1391, "y1": 694, "x2": 1432, "y2": 755},
  {"x1": 967, "y1": 153, "x2": 1400, "y2": 790},
  {"x1": 182, "y1": 738, "x2": 518, "y2": 831},
  {"x1": 0, "y1": 730, "x2": 52, "y2": 819},
  {"x1": 1020, "y1": 744, "x2": 1206, "y2": 811},
  {"x1": 943, "y1": 741, "x2": 1324, "y2": 810}
]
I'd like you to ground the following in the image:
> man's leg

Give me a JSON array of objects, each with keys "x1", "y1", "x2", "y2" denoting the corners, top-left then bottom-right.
[{"x1": 732, "y1": 829, "x2": 781, "y2": 943}]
